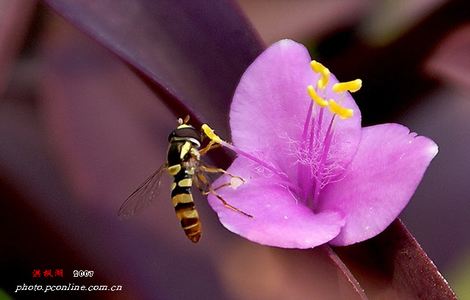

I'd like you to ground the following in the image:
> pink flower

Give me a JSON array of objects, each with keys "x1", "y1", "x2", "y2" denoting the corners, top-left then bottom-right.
[{"x1": 204, "y1": 40, "x2": 438, "y2": 249}]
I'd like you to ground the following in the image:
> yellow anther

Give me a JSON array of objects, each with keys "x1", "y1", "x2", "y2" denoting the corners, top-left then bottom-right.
[
  {"x1": 310, "y1": 60, "x2": 330, "y2": 89},
  {"x1": 310, "y1": 60, "x2": 324, "y2": 73},
  {"x1": 332, "y1": 79, "x2": 362, "y2": 93},
  {"x1": 307, "y1": 85, "x2": 329, "y2": 107},
  {"x1": 328, "y1": 99, "x2": 353, "y2": 119},
  {"x1": 201, "y1": 124, "x2": 222, "y2": 143}
]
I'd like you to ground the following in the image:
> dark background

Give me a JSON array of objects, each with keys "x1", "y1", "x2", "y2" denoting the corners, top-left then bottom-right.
[{"x1": 1, "y1": 0, "x2": 469, "y2": 299}]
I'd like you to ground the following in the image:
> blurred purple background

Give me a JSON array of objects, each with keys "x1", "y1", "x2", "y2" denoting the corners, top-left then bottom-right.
[{"x1": 1, "y1": 0, "x2": 469, "y2": 299}]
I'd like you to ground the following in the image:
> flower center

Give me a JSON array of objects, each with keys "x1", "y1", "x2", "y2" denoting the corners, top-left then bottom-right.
[
  {"x1": 201, "y1": 60, "x2": 362, "y2": 211},
  {"x1": 298, "y1": 60, "x2": 361, "y2": 209}
]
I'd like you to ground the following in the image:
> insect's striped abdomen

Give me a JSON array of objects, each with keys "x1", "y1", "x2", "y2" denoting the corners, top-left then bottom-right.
[{"x1": 169, "y1": 164, "x2": 201, "y2": 243}]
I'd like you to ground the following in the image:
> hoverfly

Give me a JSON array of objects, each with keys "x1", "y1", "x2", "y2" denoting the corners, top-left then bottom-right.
[{"x1": 118, "y1": 116, "x2": 251, "y2": 243}]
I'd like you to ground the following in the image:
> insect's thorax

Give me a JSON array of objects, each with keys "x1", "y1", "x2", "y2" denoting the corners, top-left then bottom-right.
[
  {"x1": 167, "y1": 141, "x2": 200, "y2": 164},
  {"x1": 167, "y1": 124, "x2": 201, "y2": 168}
]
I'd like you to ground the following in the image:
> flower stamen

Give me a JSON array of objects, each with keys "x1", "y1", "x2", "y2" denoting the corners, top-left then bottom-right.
[
  {"x1": 332, "y1": 79, "x2": 362, "y2": 93},
  {"x1": 300, "y1": 61, "x2": 361, "y2": 206},
  {"x1": 310, "y1": 60, "x2": 330, "y2": 89},
  {"x1": 201, "y1": 124, "x2": 290, "y2": 182},
  {"x1": 328, "y1": 99, "x2": 353, "y2": 120},
  {"x1": 201, "y1": 124, "x2": 223, "y2": 144},
  {"x1": 307, "y1": 85, "x2": 328, "y2": 107}
]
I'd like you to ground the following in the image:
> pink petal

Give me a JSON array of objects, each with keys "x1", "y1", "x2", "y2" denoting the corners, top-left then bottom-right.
[
  {"x1": 207, "y1": 157, "x2": 345, "y2": 248},
  {"x1": 317, "y1": 124, "x2": 438, "y2": 246},
  {"x1": 230, "y1": 39, "x2": 362, "y2": 182}
]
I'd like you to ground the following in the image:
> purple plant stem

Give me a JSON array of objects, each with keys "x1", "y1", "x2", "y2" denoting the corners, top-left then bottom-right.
[
  {"x1": 42, "y1": 0, "x2": 264, "y2": 136},
  {"x1": 334, "y1": 219, "x2": 457, "y2": 299},
  {"x1": 320, "y1": 245, "x2": 368, "y2": 300}
]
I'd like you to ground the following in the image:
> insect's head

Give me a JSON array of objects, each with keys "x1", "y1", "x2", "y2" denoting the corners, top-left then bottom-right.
[{"x1": 168, "y1": 116, "x2": 202, "y2": 147}]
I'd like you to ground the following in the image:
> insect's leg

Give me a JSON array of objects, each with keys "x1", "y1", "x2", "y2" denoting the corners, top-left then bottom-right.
[
  {"x1": 190, "y1": 147, "x2": 201, "y2": 160},
  {"x1": 196, "y1": 170, "x2": 251, "y2": 217},
  {"x1": 208, "y1": 188, "x2": 252, "y2": 218},
  {"x1": 199, "y1": 165, "x2": 245, "y2": 183},
  {"x1": 197, "y1": 181, "x2": 234, "y2": 195},
  {"x1": 198, "y1": 141, "x2": 221, "y2": 156},
  {"x1": 211, "y1": 182, "x2": 232, "y2": 192},
  {"x1": 195, "y1": 172, "x2": 211, "y2": 195},
  {"x1": 196, "y1": 171, "x2": 251, "y2": 217}
]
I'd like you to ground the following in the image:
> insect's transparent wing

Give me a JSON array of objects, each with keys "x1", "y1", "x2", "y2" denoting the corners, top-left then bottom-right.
[{"x1": 118, "y1": 164, "x2": 167, "y2": 219}]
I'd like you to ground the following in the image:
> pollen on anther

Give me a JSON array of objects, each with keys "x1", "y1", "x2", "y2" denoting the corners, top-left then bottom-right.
[
  {"x1": 328, "y1": 99, "x2": 353, "y2": 119},
  {"x1": 332, "y1": 79, "x2": 362, "y2": 93},
  {"x1": 202, "y1": 124, "x2": 222, "y2": 143},
  {"x1": 307, "y1": 85, "x2": 328, "y2": 107},
  {"x1": 310, "y1": 60, "x2": 330, "y2": 89},
  {"x1": 310, "y1": 60, "x2": 324, "y2": 73}
]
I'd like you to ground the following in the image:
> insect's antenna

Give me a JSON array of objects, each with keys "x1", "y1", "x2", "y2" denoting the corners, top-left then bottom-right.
[{"x1": 183, "y1": 115, "x2": 191, "y2": 124}]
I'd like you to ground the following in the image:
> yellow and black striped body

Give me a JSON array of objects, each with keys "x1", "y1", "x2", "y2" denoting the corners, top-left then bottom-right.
[{"x1": 167, "y1": 125, "x2": 202, "y2": 243}]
